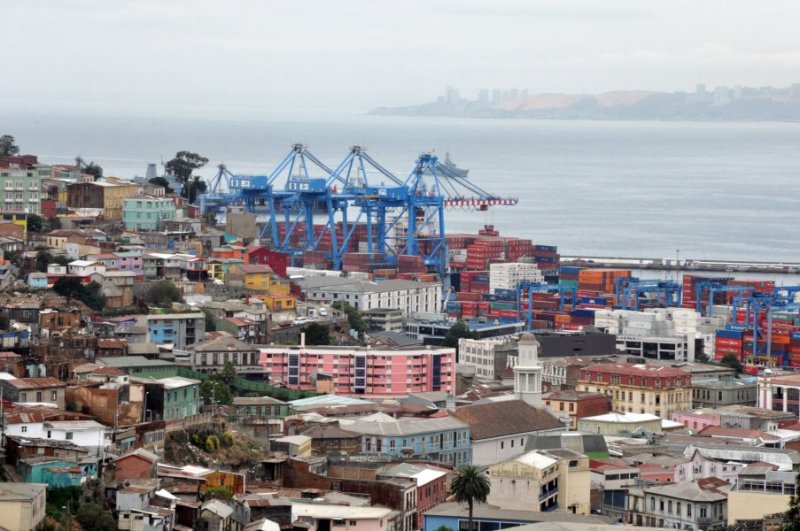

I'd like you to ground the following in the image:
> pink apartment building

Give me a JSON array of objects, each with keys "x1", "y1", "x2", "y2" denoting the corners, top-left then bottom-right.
[
  {"x1": 670, "y1": 409, "x2": 721, "y2": 431},
  {"x1": 259, "y1": 345, "x2": 455, "y2": 397}
]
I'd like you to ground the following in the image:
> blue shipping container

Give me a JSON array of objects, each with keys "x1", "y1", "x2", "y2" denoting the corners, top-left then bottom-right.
[{"x1": 716, "y1": 329, "x2": 744, "y2": 339}]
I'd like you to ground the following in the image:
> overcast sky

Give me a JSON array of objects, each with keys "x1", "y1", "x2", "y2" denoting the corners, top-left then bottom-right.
[{"x1": 3, "y1": 0, "x2": 800, "y2": 119}]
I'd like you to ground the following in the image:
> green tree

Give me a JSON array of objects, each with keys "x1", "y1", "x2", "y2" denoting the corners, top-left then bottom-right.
[
  {"x1": 82, "y1": 162, "x2": 103, "y2": 179},
  {"x1": 27, "y1": 214, "x2": 43, "y2": 233},
  {"x1": 46, "y1": 216, "x2": 62, "y2": 232},
  {"x1": 205, "y1": 485, "x2": 234, "y2": 500},
  {"x1": 53, "y1": 276, "x2": 83, "y2": 305},
  {"x1": 0, "y1": 135, "x2": 19, "y2": 157},
  {"x1": 332, "y1": 301, "x2": 368, "y2": 335},
  {"x1": 145, "y1": 279, "x2": 184, "y2": 307},
  {"x1": 303, "y1": 322, "x2": 331, "y2": 345},
  {"x1": 443, "y1": 320, "x2": 479, "y2": 358},
  {"x1": 75, "y1": 502, "x2": 116, "y2": 531},
  {"x1": 720, "y1": 353, "x2": 744, "y2": 375},
  {"x1": 148, "y1": 176, "x2": 174, "y2": 193},
  {"x1": 165, "y1": 150, "x2": 209, "y2": 203},
  {"x1": 200, "y1": 379, "x2": 233, "y2": 406},
  {"x1": 450, "y1": 465, "x2": 490, "y2": 531},
  {"x1": 79, "y1": 281, "x2": 106, "y2": 311},
  {"x1": 35, "y1": 250, "x2": 54, "y2": 272},
  {"x1": 220, "y1": 361, "x2": 237, "y2": 385}
]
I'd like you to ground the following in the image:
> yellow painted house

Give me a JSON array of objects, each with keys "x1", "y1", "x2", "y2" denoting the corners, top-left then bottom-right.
[
  {"x1": 208, "y1": 258, "x2": 244, "y2": 282},
  {"x1": 259, "y1": 293, "x2": 296, "y2": 311}
]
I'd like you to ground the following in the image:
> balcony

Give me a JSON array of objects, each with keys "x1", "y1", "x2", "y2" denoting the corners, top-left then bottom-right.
[{"x1": 539, "y1": 487, "x2": 558, "y2": 502}]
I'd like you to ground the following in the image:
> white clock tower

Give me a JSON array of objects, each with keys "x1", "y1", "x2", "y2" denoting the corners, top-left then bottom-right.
[{"x1": 514, "y1": 332, "x2": 543, "y2": 407}]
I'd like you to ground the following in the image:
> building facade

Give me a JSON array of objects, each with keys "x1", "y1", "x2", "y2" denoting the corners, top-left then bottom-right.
[
  {"x1": 458, "y1": 337, "x2": 513, "y2": 380},
  {"x1": 147, "y1": 313, "x2": 206, "y2": 349},
  {"x1": 345, "y1": 416, "x2": 472, "y2": 468},
  {"x1": 0, "y1": 482, "x2": 47, "y2": 531},
  {"x1": 627, "y1": 480, "x2": 728, "y2": 530},
  {"x1": 542, "y1": 391, "x2": 611, "y2": 430},
  {"x1": 0, "y1": 166, "x2": 42, "y2": 215},
  {"x1": 175, "y1": 336, "x2": 263, "y2": 375},
  {"x1": 122, "y1": 195, "x2": 177, "y2": 230},
  {"x1": 487, "y1": 448, "x2": 591, "y2": 515},
  {"x1": 259, "y1": 345, "x2": 455, "y2": 396},
  {"x1": 576, "y1": 363, "x2": 692, "y2": 418},
  {"x1": 300, "y1": 277, "x2": 442, "y2": 316}
]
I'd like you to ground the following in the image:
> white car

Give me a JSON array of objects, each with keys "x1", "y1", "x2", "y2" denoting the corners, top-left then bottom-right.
[{"x1": 318, "y1": 308, "x2": 328, "y2": 317}]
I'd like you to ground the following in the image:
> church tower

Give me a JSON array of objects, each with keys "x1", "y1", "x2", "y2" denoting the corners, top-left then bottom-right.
[{"x1": 514, "y1": 332, "x2": 542, "y2": 407}]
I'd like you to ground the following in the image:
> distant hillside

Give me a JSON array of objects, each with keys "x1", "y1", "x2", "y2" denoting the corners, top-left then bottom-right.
[{"x1": 370, "y1": 86, "x2": 800, "y2": 121}]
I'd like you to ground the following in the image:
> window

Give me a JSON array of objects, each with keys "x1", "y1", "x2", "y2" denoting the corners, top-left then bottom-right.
[
  {"x1": 51, "y1": 391, "x2": 58, "y2": 401},
  {"x1": 500, "y1": 441, "x2": 504, "y2": 449},
  {"x1": 687, "y1": 504, "x2": 692, "y2": 517},
  {"x1": 66, "y1": 432, "x2": 73, "y2": 440},
  {"x1": 21, "y1": 426, "x2": 27, "y2": 433},
  {"x1": 699, "y1": 506, "x2": 707, "y2": 518},
  {"x1": 510, "y1": 439, "x2": 514, "y2": 448}
]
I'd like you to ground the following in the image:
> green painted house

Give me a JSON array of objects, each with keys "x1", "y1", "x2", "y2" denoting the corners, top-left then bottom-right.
[
  {"x1": 232, "y1": 396, "x2": 294, "y2": 419},
  {"x1": 134, "y1": 375, "x2": 202, "y2": 421},
  {"x1": 18, "y1": 457, "x2": 97, "y2": 488}
]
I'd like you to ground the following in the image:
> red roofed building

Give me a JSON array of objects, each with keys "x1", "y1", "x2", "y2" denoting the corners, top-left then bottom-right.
[{"x1": 577, "y1": 363, "x2": 692, "y2": 419}]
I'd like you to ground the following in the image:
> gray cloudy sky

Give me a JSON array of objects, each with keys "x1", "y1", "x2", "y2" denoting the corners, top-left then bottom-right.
[{"x1": 3, "y1": 0, "x2": 800, "y2": 118}]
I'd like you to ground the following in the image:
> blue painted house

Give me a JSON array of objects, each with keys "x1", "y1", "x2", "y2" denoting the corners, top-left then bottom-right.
[
  {"x1": 27, "y1": 272, "x2": 48, "y2": 289},
  {"x1": 344, "y1": 416, "x2": 472, "y2": 468},
  {"x1": 18, "y1": 457, "x2": 98, "y2": 487}
]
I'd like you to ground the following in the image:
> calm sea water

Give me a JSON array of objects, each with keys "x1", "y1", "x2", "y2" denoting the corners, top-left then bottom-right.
[{"x1": 4, "y1": 112, "x2": 800, "y2": 262}]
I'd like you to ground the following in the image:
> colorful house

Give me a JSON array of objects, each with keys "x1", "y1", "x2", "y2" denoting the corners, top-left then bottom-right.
[
  {"x1": 259, "y1": 293, "x2": 296, "y2": 311},
  {"x1": 17, "y1": 457, "x2": 97, "y2": 488},
  {"x1": 208, "y1": 258, "x2": 243, "y2": 282},
  {"x1": 211, "y1": 245, "x2": 246, "y2": 261},
  {"x1": 27, "y1": 272, "x2": 47, "y2": 290},
  {"x1": 245, "y1": 245, "x2": 289, "y2": 277}
]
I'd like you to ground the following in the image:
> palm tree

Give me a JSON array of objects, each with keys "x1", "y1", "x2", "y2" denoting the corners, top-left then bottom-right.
[{"x1": 450, "y1": 465, "x2": 490, "y2": 531}]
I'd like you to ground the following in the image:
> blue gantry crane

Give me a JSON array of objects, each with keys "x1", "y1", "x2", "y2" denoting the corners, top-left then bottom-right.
[
  {"x1": 614, "y1": 277, "x2": 682, "y2": 310},
  {"x1": 198, "y1": 145, "x2": 518, "y2": 277},
  {"x1": 517, "y1": 281, "x2": 578, "y2": 330}
]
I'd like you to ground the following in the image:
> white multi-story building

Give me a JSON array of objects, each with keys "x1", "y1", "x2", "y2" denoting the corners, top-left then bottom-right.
[
  {"x1": 299, "y1": 277, "x2": 442, "y2": 316},
  {"x1": 457, "y1": 337, "x2": 513, "y2": 380},
  {"x1": 489, "y1": 262, "x2": 543, "y2": 293},
  {"x1": 595, "y1": 308, "x2": 727, "y2": 362}
]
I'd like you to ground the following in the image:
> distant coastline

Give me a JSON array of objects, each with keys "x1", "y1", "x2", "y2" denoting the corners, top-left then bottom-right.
[{"x1": 370, "y1": 84, "x2": 800, "y2": 122}]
